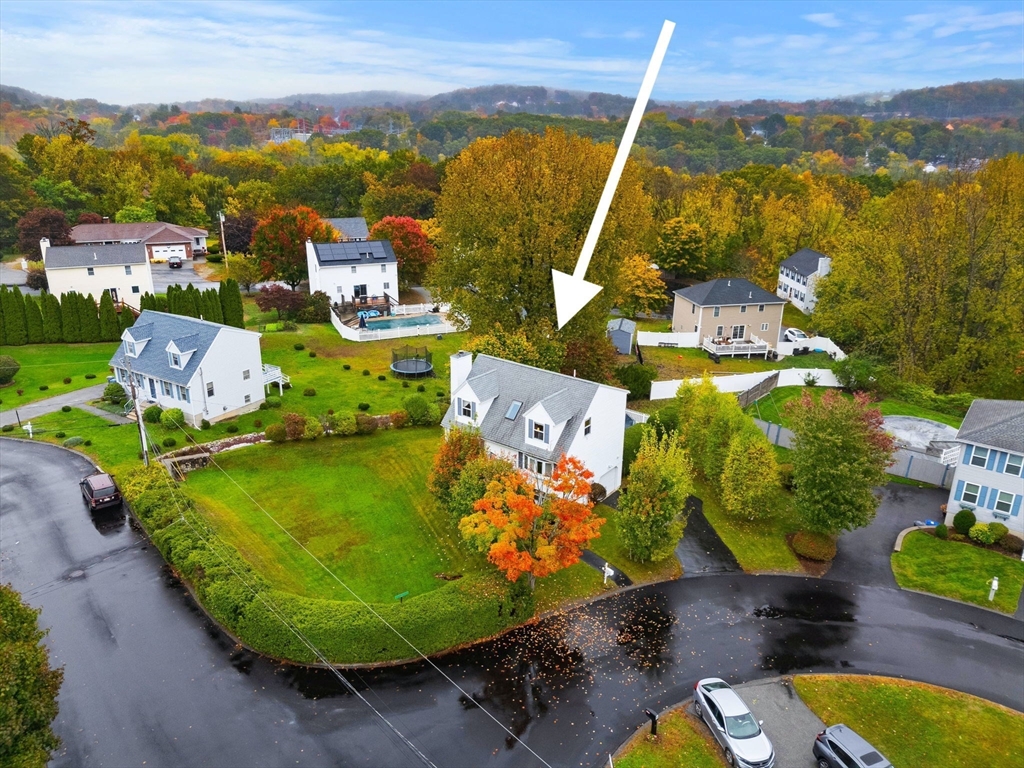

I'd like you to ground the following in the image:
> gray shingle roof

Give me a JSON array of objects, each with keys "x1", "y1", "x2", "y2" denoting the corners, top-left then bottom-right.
[
  {"x1": 607, "y1": 318, "x2": 637, "y2": 333},
  {"x1": 780, "y1": 248, "x2": 830, "y2": 277},
  {"x1": 324, "y1": 217, "x2": 370, "y2": 240},
  {"x1": 311, "y1": 240, "x2": 397, "y2": 266},
  {"x1": 957, "y1": 399, "x2": 1024, "y2": 453},
  {"x1": 466, "y1": 369, "x2": 499, "y2": 402},
  {"x1": 170, "y1": 334, "x2": 201, "y2": 353},
  {"x1": 71, "y1": 222, "x2": 207, "y2": 244},
  {"x1": 44, "y1": 243, "x2": 148, "y2": 269},
  {"x1": 674, "y1": 278, "x2": 784, "y2": 307},
  {"x1": 442, "y1": 354, "x2": 623, "y2": 462},
  {"x1": 109, "y1": 310, "x2": 254, "y2": 387}
]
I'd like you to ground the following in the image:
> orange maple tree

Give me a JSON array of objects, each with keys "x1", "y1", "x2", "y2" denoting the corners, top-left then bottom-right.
[{"x1": 459, "y1": 455, "x2": 604, "y2": 589}]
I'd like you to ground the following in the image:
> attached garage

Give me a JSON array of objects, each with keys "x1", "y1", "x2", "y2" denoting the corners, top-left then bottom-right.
[{"x1": 149, "y1": 244, "x2": 189, "y2": 262}]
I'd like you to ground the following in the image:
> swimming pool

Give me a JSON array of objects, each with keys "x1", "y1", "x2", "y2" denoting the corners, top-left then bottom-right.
[{"x1": 365, "y1": 313, "x2": 445, "y2": 330}]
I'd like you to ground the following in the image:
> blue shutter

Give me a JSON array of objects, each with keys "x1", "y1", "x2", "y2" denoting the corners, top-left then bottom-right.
[
  {"x1": 471, "y1": 401, "x2": 476, "y2": 419},
  {"x1": 457, "y1": 397, "x2": 463, "y2": 415},
  {"x1": 962, "y1": 445, "x2": 973, "y2": 465},
  {"x1": 954, "y1": 480, "x2": 964, "y2": 501},
  {"x1": 985, "y1": 450, "x2": 997, "y2": 471},
  {"x1": 996, "y1": 452, "x2": 1007, "y2": 473},
  {"x1": 528, "y1": 419, "x2": 534, "y2": 439},
  {"x1": 1012, "y1": 495, "x2": 1021, "y2": 517},
  {"x1": 543, "y1": 424, "x2": 549, "y2": 443},
  {"x1": 978, "y1": 487, "x2": 989, "y2": 507},
  {"x1": 986, "y1": 490, "x2": 998, "y2": 510}
]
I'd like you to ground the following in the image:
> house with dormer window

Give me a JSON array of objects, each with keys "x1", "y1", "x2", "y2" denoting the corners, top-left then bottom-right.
[
  {"x1": 944, "y1": 399, "x2": 1024, "y2": 535},
  {"x1": 442, "y1": 351, "x2": 628, "y2": 495},
  {"x1": 108, "y1": 310, "x2": 276, "y2": 427}
]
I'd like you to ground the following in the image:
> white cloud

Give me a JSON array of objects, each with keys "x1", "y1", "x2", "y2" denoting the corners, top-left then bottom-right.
[{"x1": 802, "y1": 12, "x2": 843, "y2": 28}]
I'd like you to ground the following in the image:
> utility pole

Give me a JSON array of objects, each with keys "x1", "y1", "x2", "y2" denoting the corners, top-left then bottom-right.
[
  {"x1": 125, "y1": 360, "x2": 149, "y2": 467},
  {"x1": 218, "y1": 211, "x2": 228, "y2": 276}
]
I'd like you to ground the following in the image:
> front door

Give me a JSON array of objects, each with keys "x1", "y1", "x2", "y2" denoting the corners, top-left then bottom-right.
[{"x1": 148, "y1": 378, "x2": 156, "y2": 398}]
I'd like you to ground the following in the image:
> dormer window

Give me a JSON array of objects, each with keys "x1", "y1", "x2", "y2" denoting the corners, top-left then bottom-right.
[
  {"x1": 125, "y1": 340, "x2": 136, "y2": 356},
  {"x1": 529, "y1": 419, "x2": 549, "y2": 443},
  {"x1": 168, "y1": 352, "x2": 181, "y2": 369},
  {"x1": 457, "y1": 397, "x2": 476, "y2": 419}
]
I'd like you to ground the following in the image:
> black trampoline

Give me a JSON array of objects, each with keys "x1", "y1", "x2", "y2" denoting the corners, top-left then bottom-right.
[{"x1": 390, "y1": 345, "x2": 434, "y2": 378}]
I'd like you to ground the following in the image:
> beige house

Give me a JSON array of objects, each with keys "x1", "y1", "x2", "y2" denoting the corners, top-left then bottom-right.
[{"x1": 672, "y1": 278, "x2": 786, "y2": 344}]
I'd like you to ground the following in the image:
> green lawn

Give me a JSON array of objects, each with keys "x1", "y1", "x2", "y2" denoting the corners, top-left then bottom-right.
[
  {"x1": 782, "y1": 302, "x2": 814, "y2": 332},
  {"x1": 534, "y1": 561, "x2": 610, "y2": 614},
  {"x1": 795, "y1": 674, "x2": 1024, "y2": 768},
  {"x1": 695, "y1": 478, "x2": 803, "y2": 573},
  {"x1": 182, "y1": 428, "x2": 483, "y2": 603},
  {"x1": 641, "y1": 346, "x2": 833, "y2": 382},
  {"x1": 0, "y1": 342, "x2": 119, "y2": 410},
  {"x1": 745, "y1": 385, "x2": 963, "y2": 429},
  {"x1": 12, "y1": 408, "x2": 145, "y2": 476},
  {"x1": 589, "y1": 505, "x2": 683, "y2": 584},
  {"x1": 891, "y1": 531, "x2": 1024, "y2": 613},
  {"x1": 614, "y1": 709, "x2": 725, "y2": 768}
]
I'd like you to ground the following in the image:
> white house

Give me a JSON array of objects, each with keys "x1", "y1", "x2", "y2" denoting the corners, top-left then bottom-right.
[
  {"x1": 945, "y1": 400, "x2": 1024, "y2": 535},
  {"x1": 306, "y1": 239, "x2": 398, "y2": 306},
  {"x1": 442, "y1": 352, "x2": 628, "y2": 495},
  {"x1": 108, "y1": 310, "x2": 282, "y2": 427},
  {"x1": 71, "y1": 221, "x2": 208, "y2": 260},
  {"x1": 777, "y1": 248, "x2": 832, "y2": 313},
  {"x1": 41, "y1": 239, "x2": 154, "y2": 310}
]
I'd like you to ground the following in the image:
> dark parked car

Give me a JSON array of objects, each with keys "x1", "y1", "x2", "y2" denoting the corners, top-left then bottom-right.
[
  {"x1": 168, "y1": 254, "x2": 183, "y2": 269},
  {"x1": 813, "y1": 724, "x2": 892, "y2": 768},
  {"x1": 79, "y1": 472, "x2": 122, "y2": 510}
]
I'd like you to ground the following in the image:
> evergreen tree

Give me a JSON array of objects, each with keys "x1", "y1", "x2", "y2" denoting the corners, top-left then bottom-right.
[
  {"x1": 180, "y1": 285, "x2": 200, "y2": 318},
  {"x1": 5, "y1": 286, "x2": 28, "y2": 345},
  {"x1": 24, "y1": 294, "x2": 44, "y2": 343},
  {"x1": 220, "y1": 278, "x2": 245, "y2": 328},
  {"x1": 118, "y1": 305, "x2": 135, "y2": 333},
  {"x1": 0, "y1": 284, "x2": 8, "y2": 345},
  {"x1": 164, "y1": 285, "x2": 176, "y2": 314},
  {"x1": 78, "y1": 293, "x2": 101, "y2": 342},
  {"x1": 98, "y1": 291, "x2": 120, "y2": 341},
  {"x1": 139, "y1": 293, "x2": 155, "y2": 312},
  {"x1": 202, "y1": 288, "x2": 223, "y2": 324},
  {"x1": 41, "y1": 292, "x2": 63, "y2": 342},
  {"x1": 61, "y1": 291, "x2": 81, "y2": 342}
]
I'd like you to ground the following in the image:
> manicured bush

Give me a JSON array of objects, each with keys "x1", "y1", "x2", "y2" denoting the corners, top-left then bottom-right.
[
  {"x1": 355, "y1": 413, "x2": 377, "y2": 435},
  {"x1": 162, "y1": 437, "x2": 177, "y2": 448},
  {"x1": 160, "y1": 408, "x2": 185, "y2": 430},
  {"x1": 83, "y1": 440, "x2": 92, "y2": 447},
  {"x1": 308, "y1": 351, "x2": 317, "y2": 358},
  {"x1": 38, "y1": 385, "x2": 48, "y2": 391},
  {"x1": 377, "y1": 374, "x2": 386, "y2": 381},
  {"x1": 969, "y1": 523, "x2": 997, "y2": 545},
  {"x1": 294, "y1": 343, "x2": 305, "y2": 351},
  {"x1": 332, "y1": 413, "x2": 357, "y2": 436},
  {"x1": 416, "y1": 384, "x2": 426, "y2": 392},
  {"x1": 402, "y1": 381, "x2": 410, "y2": 388},
  {"x1": 61, "y1": 405, "x2": 72, "y2": 413},
  {"x1": 54, "y1": 431, "x2": 66, "y2": 439},
  {"x1": 62, "y1": 436, "x2": 84, "y2": 447},
  {"x1": 357, "y1": 402, "x2": 370, "y2": 411},
  {"x1": 304, "y1": 416, "x2": 323, "y2": 440},
  {"x1": 436, "y1": 391, "x2": 444, "y2": 398},
  {"x1": 403, "y1": 394, "x2": 440, "y2": 426},
  {"x1": 953, "y1": 508, "x2": 977, "y2": 536},
  {"x1": 988, "y1": 522, "x2": 1008, "y2": 543},
  {"x1": 1, "y1": 424, "x2": 14, "y2": 432},
  {"x1": 0, "y1": 355, "x2": 20, "y2": 386},
  {"x1": 62, "y1": 377, "x2": 72, "y2": 385},
  {"x1": 303, "y1": 388, "x2": 316, "y2": 397},
  {"x1": 254, "y1": 419, "x2": 262, "y2": 428},
  {"x1": 935, "y1": 523, "x2": 949, "y2": 539},
  {"x1": 283, "y1": 412, "x2": 306, "y2": 440},
  {"x1": 389, "y1": 410, "x2": 408, "y2": 429},
  {"x1": 103, "y1": 382, "x2": 127, "y2": 405},
  {"x1": 362, "y1": 369, "x2": 370, "y2": 376},
  {"x1": 85, "y1": 373, "x2": 97, "y2": 379},
  {"x1": 200, "y1": 419, "x2": 211, "y2": 430},
  {"x1": 205, "y1": 252, "x2": 224, "y2": 263},
  {"x1": 259, "y1": 401, "x2": 269, "y2": 410},
  {"x1": 265, "y1": 423, "x2": 287, "y2": 442},
  {"x1": 225, "y1": 424, "x2": 239, "y2": 434},
  {"x1": 343, "y1": 364, "x2": 351, "y2": 370},
  {"x1": 266, "y1": 396, "x2": 282, "y2": 408},
  {"x1": 143, "y1": 405, "x2": 163, "y2": 424},
  {"x1": 792, "y1": 531, "x2": 837, "y2": 561}
]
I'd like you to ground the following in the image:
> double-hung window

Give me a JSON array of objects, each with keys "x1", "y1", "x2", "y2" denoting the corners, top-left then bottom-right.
[
  {"x1": 713, "y1": 306, "x2": 720, "y2": 317},
  {"x1": 740, "y1": 305, "x2": 747, "y2": 313},
  {"x1": 87, "y1": 267, "x2": 95, "y2": 276},
  {"x1": 206, "y1": 382, "x2": 215, "y2": 397},
  {"x1": 962, "y1": 483, "x2": 980, "y2": 505},
  {"x1": 381, "y1": 264, "x2": 387, "y2": 273},
  {"x1": 242, "y1": 369, "x2": 251, "y2": 381},
  {"x1": 125, "y1": 265, "x2": 132, "y2": 275},
  {"x1": 1005, "y1": 454, "x2": 1022, "y2": 477},
  {"x1": 758, "y1": 304, "x2": 765, "y2": 312},
  {"x1": 168, "y1": 352, "x2": 181, "y2": 368},
  {"x1": 761, "y1": 323, "x2": 769, "y2": 331},
  {"x1": 584, "y1": 417, "x2": 592, "y2": 436},
  {"x1": 970, "y1": 446, "x2": 989, "y2": 468},
  {"x1": 994, "y1": 491, "x2": 1014, "y2": 514},
  {"x1": 532, "y1": 421, "x2": 546, "y2": 441},
  {"x1": 162, "y1": 380, "x2": 173, "y2": 396},
  {"x1": 459, "y1": 398, "x2": 474, "y2": 418}
]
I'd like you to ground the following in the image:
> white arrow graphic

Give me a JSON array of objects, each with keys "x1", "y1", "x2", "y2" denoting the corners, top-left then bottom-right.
[{"x1": 552, "y1": 19, "x2": 675, "y2": 329}]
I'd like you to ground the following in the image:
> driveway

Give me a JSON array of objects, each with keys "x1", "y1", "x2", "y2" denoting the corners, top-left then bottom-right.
[
  {"x1": 2, "y1": 439, "x2": 1022, "y2": 768},
  {"x1": 676, "y1": 497, "x2": 741, "y2": 577},
  {"x1": 0, "y1": 260, "x2": 40, "y2": 295},
  {"x1": 735, "y1": 678, "x2": 824, "y2": 768},
  {"x1": 0, "y1": 383, "x2": 108, "y2": 427},
  {"x1": 150, "y1": 259, "x2": 216, "y2": 292}
]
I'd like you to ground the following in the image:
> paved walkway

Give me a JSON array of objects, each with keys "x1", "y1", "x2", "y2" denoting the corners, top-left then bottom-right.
[
  {"x1": 0, "y1": 383, "x2": 108, "y2": 427},
  {"x1": 580, "y1": 550, "x2": 632, "y2": 586},
  {"x1": 676, "y1": 497, "x2": 741, "y2": 577}
]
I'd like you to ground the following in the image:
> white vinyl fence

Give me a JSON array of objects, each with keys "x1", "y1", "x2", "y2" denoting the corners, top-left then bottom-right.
[
  {"x1": 637, "y1": 330, "x2": 847, "y2": 361},
  {"x1": 649, "y1": 368, "x2": 841, "y2": 401},
  {"x1": 636, "y1": 331, "x2": 699, "y2": 348},
  {"x1": 776, "y1": 336, "x2": 847, "y2": 360}
]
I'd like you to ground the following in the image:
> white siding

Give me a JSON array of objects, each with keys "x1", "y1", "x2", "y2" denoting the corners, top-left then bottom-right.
[
  {"x1": 46, "y1": 262, "x2": 154, "y2": 310},
  {"x1": 192, "y1": 328, "x2": 266, "y2": 426},
  {"x1": 566, "y1": 385, "x2": 627, "y2": 494},
  {"x1": 306, "y1": 242, "x2": 397, "y2": 299}
]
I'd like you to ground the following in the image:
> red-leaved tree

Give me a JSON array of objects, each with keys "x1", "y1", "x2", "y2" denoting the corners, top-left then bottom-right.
[
  {"x1": 427, "y1": 425, "x2": 484, "y2": 510},
  {"x1": 17, "y1": 208, "x2": 73, "y2": 259},
  {"x1": 251, "y1": 206, "x2": 337, "y2": 289},
  {"x1": 459, "y1": 455, "x2": 604, "y2": 589},
  {"x1": 254, "y1": 284, "x2": 307, "y2": 319},
  {"x1": 368, "y1": 216, "x2": 435, "y2": 288}
]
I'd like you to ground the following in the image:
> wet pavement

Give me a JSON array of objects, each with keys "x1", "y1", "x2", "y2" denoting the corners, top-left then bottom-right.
[
  {"x1": 2, "y1": 439, "x2": 1022, "y2": 768},
  {"x1": 675, "y1": 497, "x2": 741, "y2": 577}
]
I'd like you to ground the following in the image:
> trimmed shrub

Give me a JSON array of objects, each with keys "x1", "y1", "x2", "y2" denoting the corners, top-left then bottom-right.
[
  {"x1": 103, "y1": 382, "x2": 127, "y2": 405},
  {"x1": 200, "y1": 419, "x2": 211, "y2": 430},
  {"x1": 265, "y1": 423, "x2": 287, "y2": 442},
  {"x1": 403, "y1": 394, "x2": 440, "y2": 426},
  {"x1": 143, "y1": 405, "x2": 163, "y2": 424},
  {"x1": 225, "y1": 424, "x2": 239, "y2": 434},
  {"x1": 402, "y1": 381, "x2": 410, "y2": 388},
  {"x1": 436, "y1": 391, "x2": 444, "y2": 398},
  {"x1": 377, "y1": 374, "x2": 386, "y2": 381},
  {"x1": 62, "y1": 377, "x2": 72, "y2": 384},
  {"x1": 332, "y1": 413, "x2": 357, "y2": 436},
  {"x1": 953, "y1": 508, "x2": 976, "y2": 536},
  {"x1": 308, "y1": 351, "x2": 317, "y2": 358},
  {"x1": 205, "y1": 252, "x2": 224, "y2": 263},
  {"x1": 61, "y1": 405, "x2": 72, "y2": 413},
  {"x1": 362, "y1": 369, "x2": 370, "y2": 376},
  {"x1": 304, "y1": 416, "x2": 323, "y2": 440},
  {"x1": 254, "y1": 419, "x2": 262, "y2": 428},
  {"x1": 83, "y1": 440, "x2": 91, "y2": 447},
  {"x1": 416, "y1": 384, "x2": 426, "y2": 392},
  {"x1": 63, "y1": 436, "x2": 84, "y2": 447},
  {"x1": 258, "y1": 401, "x2": 269, "y2": 410},
  {"x1": 0, "y1": 355, "x2": 20, "y2": 386},
  {"x1": 39, "y1": 385, "x2": 48, "y2": 391},
  {"x1": 355, "y1": 413, "x2": 377, "y2": 435},
  {"x1": 1, "y1": 424, "x2": 14, "y2": 432},
  {"x1": 389, "y1": 410, "x2": 408, "y2": 429},
  {"x1": 357, "y1": 402, "x2": 370, "y2": 411},
  {"x1": 792, "y1": 531, "x2": 837, "y2": 561},
  {"x1": 935, "y1": 523, "x2": 949, "y2": 539},
  {"x1": 969, "y1": 523, "x2": 997, "y2": 545},
  {"x1": 283, "y1": 412, "x2": 306, "y2": 440},
  {"x1": 54, "y1": 431, "x2": 66, "y2": 438},
  {"x1": 303, "y1": 388, "x2": 317, "y2": 397},
  {"x1": 160, "y1": 408, "x2": 185, "y2": 430},
  {"x1": 294, "y1": 343, "x2": 305, "y2": 351},
  {"x1": 85, "y1": 373, "x2": 96, "y2": 379},
  {"x1": 266, "y1": 396, "x2": 282, "y2": 408},
  {"x1": 343, "y1": 364, "x2": 351, "y2": 370},
  {"x1": 162, "y1": 437, "x2": 177, "y2": 448},
  {"x1": 988, "y1": 522, "x2": 1008, "y2": 543}
]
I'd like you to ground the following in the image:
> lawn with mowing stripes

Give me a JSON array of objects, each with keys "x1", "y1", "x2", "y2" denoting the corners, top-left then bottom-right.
[
  {"x1": 182, "y1": 428, "x2": 487, "y2": 603},
  {"x1": 0, "y1": 342, "x2": 119, "y2": 409}
]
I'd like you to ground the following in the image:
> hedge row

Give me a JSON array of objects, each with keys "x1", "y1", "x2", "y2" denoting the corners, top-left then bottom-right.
[{"x1": 122, "y1": 464, "x2": 524, "y2": 664}]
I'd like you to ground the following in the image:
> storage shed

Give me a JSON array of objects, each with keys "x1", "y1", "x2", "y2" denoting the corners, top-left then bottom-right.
[{"x1": 607, "y1": 318, "x2": 637, "y2": 355}]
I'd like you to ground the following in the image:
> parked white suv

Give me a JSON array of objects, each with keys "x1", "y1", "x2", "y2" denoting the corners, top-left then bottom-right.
[
  {"x1": 693, "y1": 678, "x2": 775, "y2": 767},
  {"x1": 783, "y1": 328, "x2": 809, "y2": 343}
]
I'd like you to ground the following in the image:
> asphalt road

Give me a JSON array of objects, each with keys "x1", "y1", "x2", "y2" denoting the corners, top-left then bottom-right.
[{"x1": 2, "y1": 439, "x2": 1022, "y2": 768}]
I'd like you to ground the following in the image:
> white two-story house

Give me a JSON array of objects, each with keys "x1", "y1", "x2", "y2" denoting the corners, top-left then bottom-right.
[
  {"x1": 777, "y1": 248, "x2": 831, "y2": 313},
  {"x1": 945, "y1": 399, "x2": 1024, "y2": 535},
  {"x1": 442, "y1": 351, "x2": 628, "y2": 495},
  {"x1": 109, "y1": 310, "x2": 273, "y2": 427},
  {"x1": 306, "y1": 239, "x2": 399, "y2": 307},
  {"x1": 41, "y1": 239, "x2": 154, "y2": 310}
]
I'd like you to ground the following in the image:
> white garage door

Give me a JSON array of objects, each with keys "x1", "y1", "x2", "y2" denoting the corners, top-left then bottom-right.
[{"x1": 150, "y1": 244, "x2": 188, "y2": 262}]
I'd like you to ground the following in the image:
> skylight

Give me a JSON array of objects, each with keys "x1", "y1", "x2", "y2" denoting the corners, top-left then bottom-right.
[{"x1": 505, "y1": 401, "x2": 523, "y2": 420}]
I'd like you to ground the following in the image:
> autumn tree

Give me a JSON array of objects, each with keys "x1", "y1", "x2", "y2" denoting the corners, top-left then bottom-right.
[
  {"x1": 222, "y1": 212, "x2": 258, "y2": 254},
  {"x1": 254, "y1": 284, "x2": 306, "y2": 320},
  {"x1": 0, "y1": 584, "x2": 64, "y2": 768},
  {"x1": 615, "y1": 254, "x2": 667, "y2": 318},
  {"x1": 467, "y1": 322, "x2": 564, "y2": 372},
  {"x1": 0, "y1": 154, "x2": 34, "y2": 251},
  {"x1": 675, "y1": 375, "x2": 748, "y2": 488},
  {"x1": 787, "y1": 390, "x2": 895, "y2": 535},
  {"x1": 16, "y1": 208, "x2": 72, "y2": 259},
  {"x1": 368, "y1": 216, "x2": 435, "y2": 287},
  {"x1": 447, "y1": 456, "x2": 516, "y2": 525},
  {"x1": 427, "y1": 426, "x2": 485, "y2": 513},
  {"x1": 251, "y1": 206, "x2": 337, "y2": 289},
  {"x1": 459, "y1": 455, "x2": 604, "y2": 589},
  {"x1": 721, "y1": 425, "x2": 781, "y2": 520},
  {"x1": 361, "y1": 172, "x2": 437, "y2": 223},
  {"x1": 653, "y1": 219, "x2": 706, "y2": 277},
  {"x1": 617, "y1": 430, "x2": 693, "y2": 563},
  {"x1": 225, "y1": 254, "x2": 262, "y2": 293}
]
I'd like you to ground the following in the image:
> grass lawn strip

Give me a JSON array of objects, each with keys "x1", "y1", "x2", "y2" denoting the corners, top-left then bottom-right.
[
  {"x1": 23, "y1": 408, "x2": 144, "y2": 475},
  {"x1": 745, "y1": 385, "x2": 963, "y2": 429},
  {"x1": 794, "y1": 674, "x2": 1024, "y2": 768},
  {"x1": 891, "y1": 531, "x2": 1024, "y2": 614},
  {"x1": 589, "y1": 506, "x2": 682, "y2": 584},
  {"x1": 0, "y1": 342, "x2": 119, "y2": 410},
  {"x1": 614, "y1": 708, "x2": 726, "y2": 768}
]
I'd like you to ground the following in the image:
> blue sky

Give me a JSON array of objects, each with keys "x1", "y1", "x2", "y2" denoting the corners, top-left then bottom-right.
[{"x1": 1, "y1": 1, "x2": 1021, "y2": 105}]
